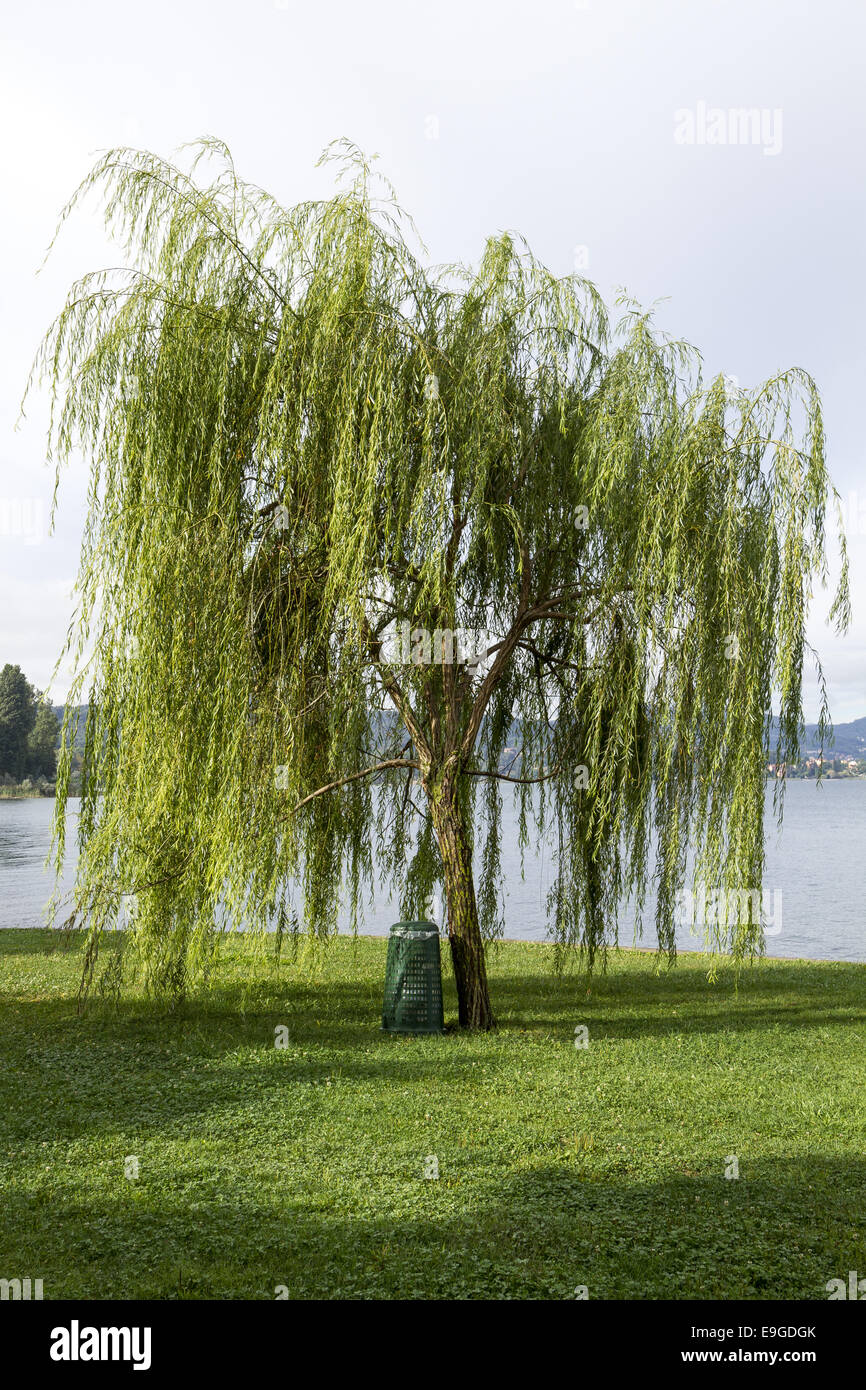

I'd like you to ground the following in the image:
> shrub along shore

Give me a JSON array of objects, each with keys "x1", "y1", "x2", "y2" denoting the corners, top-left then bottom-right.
[{"x1": 0, "y1": 778, "x2": 56, "y2": 798}]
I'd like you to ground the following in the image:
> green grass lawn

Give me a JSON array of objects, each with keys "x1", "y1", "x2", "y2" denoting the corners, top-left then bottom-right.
[{"x1": 1, "y1": 928, "x2": 864, "y2": 1300}]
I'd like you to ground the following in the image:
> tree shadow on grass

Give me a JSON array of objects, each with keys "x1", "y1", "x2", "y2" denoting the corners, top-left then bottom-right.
[
  {"x1": 4, "y1": 927, "x2": 864, "y2": 1041},
  {"x1": 490, "y1": 962, "x2": 866, "y2": 1040},
  {"x1": 0, "y1": 974, "x2": 491, "y2": 1148},
  {"x1": 1, "y1": 1155, "x2": 864, "y2": 1301},
  {"x1": 2, "y1": 957, "x2": 864, "y2": 1147},
  {"x1": 0, "y1": 928, "x2": 74, "y2": 957},
  {"x1": 8, "y1": 963, "x2": 865, "y2": 1053}
]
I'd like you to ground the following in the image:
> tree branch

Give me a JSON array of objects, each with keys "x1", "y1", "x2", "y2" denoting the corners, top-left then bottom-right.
[
  {"x1": 465, "y1": 763, "x2": 561, "y2": 786},
  {"x1": 290, "y1": 759, "x2": 419, "y2": 814}
]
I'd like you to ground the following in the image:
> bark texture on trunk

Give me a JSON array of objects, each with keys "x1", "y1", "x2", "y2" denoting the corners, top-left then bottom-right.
[{"x1": 429, "y1": 780, "x2": 495, "y2": 1030}]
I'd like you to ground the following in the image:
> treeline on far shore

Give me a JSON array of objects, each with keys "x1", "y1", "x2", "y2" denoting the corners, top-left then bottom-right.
[{"x1": 0, "y1": 662, "x2": 82, "y2": 798}]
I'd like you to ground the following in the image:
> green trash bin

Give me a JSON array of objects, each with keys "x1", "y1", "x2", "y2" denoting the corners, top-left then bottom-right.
[{"x1": 381, "y1": 921, "x2": 445, "y2": 1035}]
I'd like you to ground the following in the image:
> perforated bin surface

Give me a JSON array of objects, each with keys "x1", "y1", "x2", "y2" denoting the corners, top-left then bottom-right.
[{"x1": 381, "y1": 921, "x2": 445, "y2": 1034}]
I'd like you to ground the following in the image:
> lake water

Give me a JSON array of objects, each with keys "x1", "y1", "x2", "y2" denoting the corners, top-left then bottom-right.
[{"x1": 0, "y1": 782, "x2": 864, "y2": 962}]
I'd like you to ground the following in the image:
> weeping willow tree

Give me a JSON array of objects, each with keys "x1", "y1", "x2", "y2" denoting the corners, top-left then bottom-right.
[{"x1": 31, "y1": 139, "x2": 849, "y2": 1029}]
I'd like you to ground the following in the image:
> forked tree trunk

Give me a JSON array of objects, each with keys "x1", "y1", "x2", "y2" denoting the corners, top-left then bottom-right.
[{"x1": 429, "y1": 778, "x2": 495, "y2": 1031}]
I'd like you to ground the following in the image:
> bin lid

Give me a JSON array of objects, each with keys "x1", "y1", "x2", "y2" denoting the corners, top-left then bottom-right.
[{"x1": 389, "y1": 920, "x2": 439, "y2": 938}]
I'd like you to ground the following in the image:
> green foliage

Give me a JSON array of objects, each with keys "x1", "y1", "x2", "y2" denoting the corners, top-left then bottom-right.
[
  {"x1": 1, "y1": 930, "x2": 864, "y2": 1299},
  {"x1": 31, "y1": 139, "x2": 849, "y2": 1003},
  {"x1": 27, "y1": 701, "x2": 60, "y2": 779},
  {"x1": 0, "y1": 667, "x2": 59, "y2": 784},
  {"x1": 0, "y1": 663, "x2": 38, "y2": 779}
]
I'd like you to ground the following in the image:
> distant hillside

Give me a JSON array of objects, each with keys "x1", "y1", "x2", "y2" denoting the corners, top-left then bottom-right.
[
  {"x1": 814, "y1": 716, "x2": 866, "y2": 757},
  {"x1": 50, "y1": 704, "x2": 866, "y2": 762},
  {"x1": 769, "y1": 715, "x2": 866, "y2": 759}
]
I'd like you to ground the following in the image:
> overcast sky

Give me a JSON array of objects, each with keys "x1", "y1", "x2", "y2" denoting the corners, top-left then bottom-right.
[{"x1": 1, "y1": 0, "x2": 864, "y2": 720}]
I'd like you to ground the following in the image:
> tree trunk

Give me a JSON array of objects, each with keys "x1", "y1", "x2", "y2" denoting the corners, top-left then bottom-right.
[{"x1": 429, "y1": 779, "x2": 495, "y2": 1031}]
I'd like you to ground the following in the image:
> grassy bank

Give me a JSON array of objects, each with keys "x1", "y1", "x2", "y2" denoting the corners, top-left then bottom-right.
[{"x1": 1, "y1": 928, "x2": 864, "y2": 1300}]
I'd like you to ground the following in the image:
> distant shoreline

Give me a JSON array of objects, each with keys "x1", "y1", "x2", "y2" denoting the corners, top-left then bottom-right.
[
  {"x1": 2, "y1": 774, "x2": 866, "y2": 801},
  {"x1": 0, "y1": 781, "x2": 79, "y2": 800}
]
